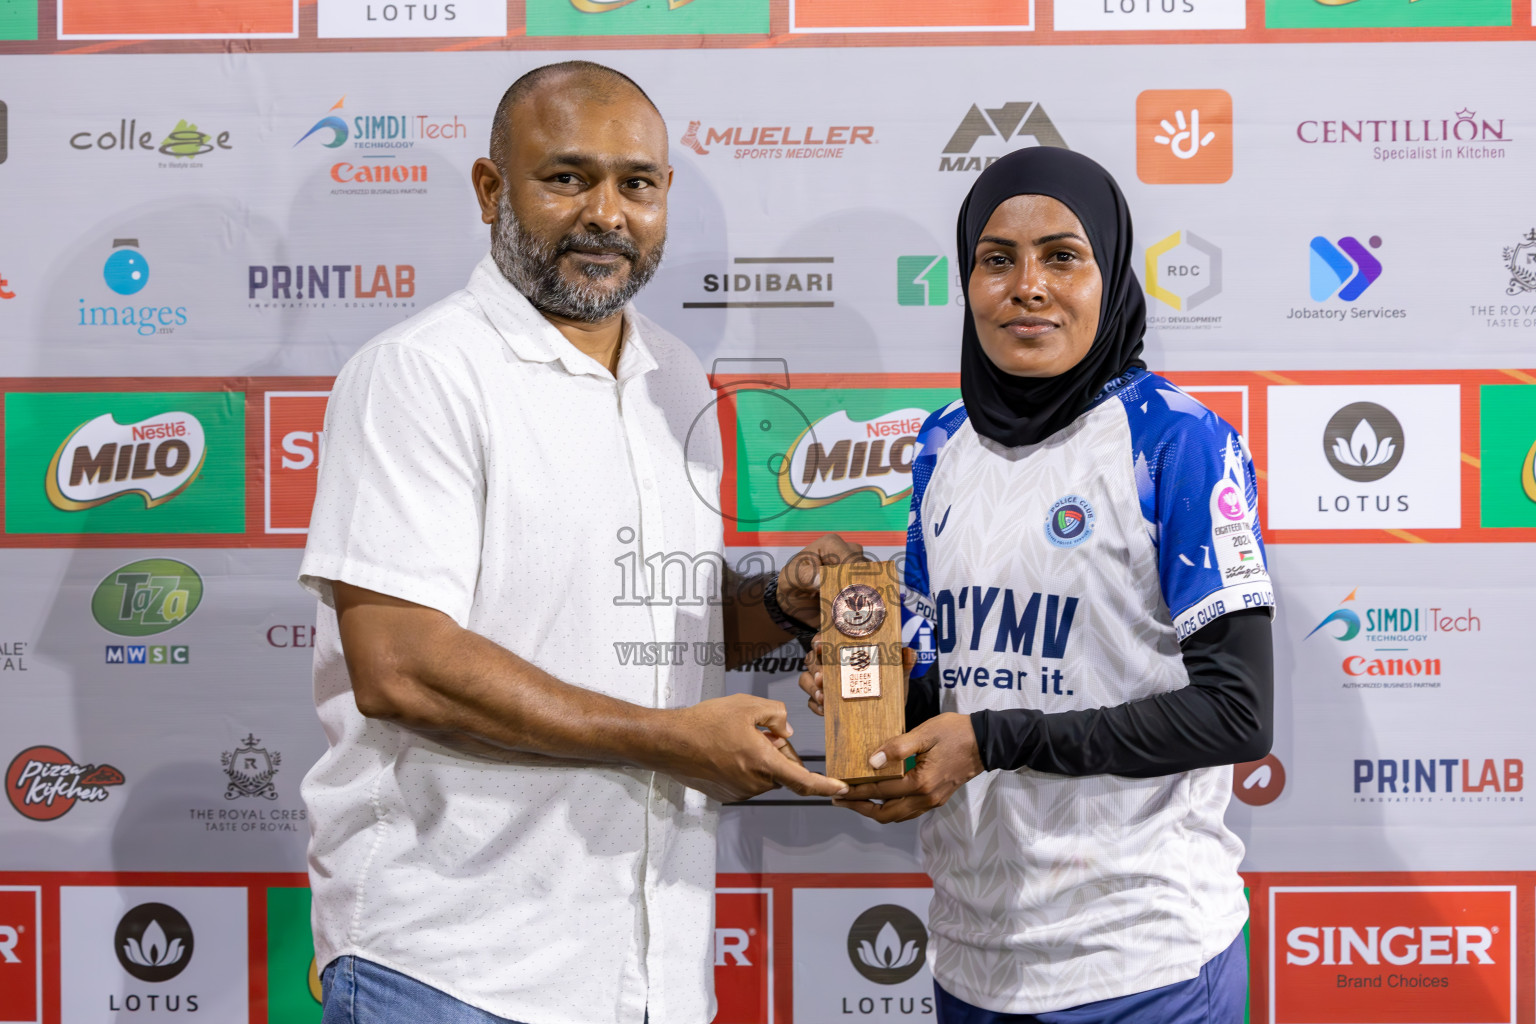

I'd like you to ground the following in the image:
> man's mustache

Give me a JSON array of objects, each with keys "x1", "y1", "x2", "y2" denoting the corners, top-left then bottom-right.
[{"x1": 557, "y1": 232, "x2": 639, "y2": 262}]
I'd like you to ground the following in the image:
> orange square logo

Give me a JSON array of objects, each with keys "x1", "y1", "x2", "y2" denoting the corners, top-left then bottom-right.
[{"x1": 1136, "y1": 89, "x2": 1233, "y2": 184}]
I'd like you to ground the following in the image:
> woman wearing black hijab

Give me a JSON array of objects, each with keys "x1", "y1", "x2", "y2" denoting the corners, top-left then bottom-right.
[{"x1": 800, "y1": 148, "x2": 1273, "y2": 1022}]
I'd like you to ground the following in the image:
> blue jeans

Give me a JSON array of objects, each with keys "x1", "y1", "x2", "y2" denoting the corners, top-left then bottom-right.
[
  {"x1": 320, "y1": 956, "x2": 528, "y2": 1024},
  {"x1": 934, "y1": 931, "x2": 1248, "y2": 1024}
]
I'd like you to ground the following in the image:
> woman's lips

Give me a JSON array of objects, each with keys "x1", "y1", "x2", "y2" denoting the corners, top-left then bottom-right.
[{"x1": 1000, "y1": 316, "x2": 1057, "y2": 339}]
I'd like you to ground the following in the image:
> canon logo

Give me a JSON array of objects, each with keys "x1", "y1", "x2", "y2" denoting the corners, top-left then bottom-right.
[
  {"x1": 0, "y1": 924, "x2": 19, "y2": 963},
  {"x1": 1286, "y1": 925, "x2": 1495, "y2": 967}
]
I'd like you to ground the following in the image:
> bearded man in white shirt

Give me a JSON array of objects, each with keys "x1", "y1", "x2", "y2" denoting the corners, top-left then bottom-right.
[{"x1": 298, "y1": 61, "x2": 851, "y2": 1024}]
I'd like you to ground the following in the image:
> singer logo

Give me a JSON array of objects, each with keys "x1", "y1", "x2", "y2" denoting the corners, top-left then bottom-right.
[
  {"x1": 46, "y1": 411, "x2": 205, "y2": 511},
  {"x1": 1137, "y1": 90, "x2": 1233, "y2": 184},
  {"x1": 265, "y1": 391, "x2": 330, "y2": 533},
  {"x1": 1269, "y1": 885, "x2": 1515, "y2": 1023},
  {"x1": 0, "y1": 887, "x2": 40, "y2": 1023},
  {"x1": 714, "y1": 889, "x2": 771, "y2": 1024}
]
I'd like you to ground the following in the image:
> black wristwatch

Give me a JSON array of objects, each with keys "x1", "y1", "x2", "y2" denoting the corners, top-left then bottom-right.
[{"x1": 761, "y1": 571, "x2": 818, "y2": 651}]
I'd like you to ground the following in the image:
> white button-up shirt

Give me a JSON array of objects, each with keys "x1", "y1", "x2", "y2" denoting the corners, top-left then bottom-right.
[{"x1": 298, "y1": 254, "x2": 725, "y2": 1024}]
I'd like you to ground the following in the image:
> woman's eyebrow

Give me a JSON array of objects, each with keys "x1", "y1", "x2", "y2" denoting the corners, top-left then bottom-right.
[{"x1": 1032, "y1": 231, "x2": 1086, "y2": 246}]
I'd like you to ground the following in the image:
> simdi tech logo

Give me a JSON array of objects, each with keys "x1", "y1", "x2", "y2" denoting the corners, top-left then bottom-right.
[
  {"x1": 295, "y1": 96, "x2": 465, "y2": 194},
  {"x1": 939, "y1": 101, "x2": 1066, "y2": 172},
  {"x1": 4, "y1": 389, "x2": 245, "y2": 536},
  {"x1": 1136, "y1": 90, "x2": 1232, "y2": 184},
  {"x1": 1266, "y1": 0, "x2": 1512, "y2": 29},
  {"x1": 1269, "y1": 885, "x2": 1515, "y2": 1024},
  {"x1": 1302, "y1": 587, "x2": 1480, "y2": 688},
  {"x1": 526, "y1": 0, "x2": 769, "y2": 36}
]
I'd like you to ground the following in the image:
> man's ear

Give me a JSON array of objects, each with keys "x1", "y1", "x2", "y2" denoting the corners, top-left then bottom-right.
[{"x1": 471, "y1": 157, "x2": 503, "y2": 226}]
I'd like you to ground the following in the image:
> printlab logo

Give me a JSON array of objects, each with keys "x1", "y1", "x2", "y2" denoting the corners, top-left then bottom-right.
[
  {"x1": 222, "y1": 734, "x2": 280, "y2": 800},
  {"x1": 1310, "y1": 235, "x2": 1382, "y2": 302},
  {"x1": 1136, "y1": 90, "x2": 1232, "y2": 184},
  {"x1": 1144, "y1": 230, "x2": 1221, "y2": 317},
  {"x1": 248, "y1": 262, "x2": 418, "y2": 309},
  {"x1": 1233, "y1": 753, "x2": 1286, "y2": 806},
  {"x1": 115, "y1": 903, "x2": 193, "y2": 983},
  {"x1": 1045, "y1": 495, "x2": 1095, "y2": 548},
  {"x1": 847, "y1": 904, "x2": 926, "y2": 984},
  {"x1": 896, "y1": 256, "x2": 949, "y2": 306},
  {"x1": 1323, "y1": 402, "x2": 1403, "y2": 482},
  {"x1": 1503, "y1": 228, "x2": 1536, "y2": 295},
  {"x1": 92, "y1": 558, "x2": 203, "y2": 637},
  {"x1": 5, "y1": 746, "x2": 124, "y2": 821},
  {"x1": 939, "y1": 102, "x2": 1066, "y2": 172}
]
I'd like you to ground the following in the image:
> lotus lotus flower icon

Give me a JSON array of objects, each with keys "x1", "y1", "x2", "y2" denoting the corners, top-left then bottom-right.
[
  {"x1": 1321, "y1": 402, "x2": 1404, "y2": 483},
  {"x1": 114, "y1": 902, "x2": 194, "y2": 982},
  {"x1": 858, "y1": 921, "x2": 920, "y2": 971},
  {"x1": 846, "y1": 904, "x2": 927, "y2": 984},
  {"x1": 124, "y1": 917, "x2": 185, "y2": 968},
  {"x1": 1331, "y1": 418, "x2": 1396, "y2": 469}
]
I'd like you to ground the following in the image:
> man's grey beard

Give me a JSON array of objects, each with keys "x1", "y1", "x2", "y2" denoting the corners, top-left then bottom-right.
[{"x1": 491, "y1": 190, "x2": 664, "y2": 323}]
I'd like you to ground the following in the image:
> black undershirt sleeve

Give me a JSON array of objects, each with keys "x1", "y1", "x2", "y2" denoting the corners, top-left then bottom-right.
[{"x1": 908, "y1": 606, "x2": 1273, "y2": 778}]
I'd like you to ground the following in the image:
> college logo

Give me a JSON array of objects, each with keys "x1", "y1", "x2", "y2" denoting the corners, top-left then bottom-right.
[
  {"x1": 115, "y1": 903, "x2": 194, "y2": 983},
  {"x1": 1502, "y1": 227, "x2": 1535, "y2": 295},
  {"x1": 46, "y1": 410, "x2": 205, "y2": 511},
  {"x1": 1144, "y1": 230, "x2": 1222, "y2": 313},
  {"x1": 1233, "y1": 753, "x2": 1286, "y2": 806},
  {"x1": 1044, "y1": 495, "x2": 1095, "y2": 547},
  {"x1": 5, "y1": 745, "x2": 124, "y2": 820},
  {"x1": 526, "y1": 0, "x2": 768, "y2": 35},
  {"x1": 1136, "y1": 90, "x2": 1232, "y2": 184},
  {"x1": 222, "y1": 734, "x2": 280, "y2": 800},
  {"x1": 0, "y1": 887, "x2": 40, "y2": 1024},
  {"x1": 847, "y1": 904, "x2": 926, "y2": 985},
  {"x1": 1267, "y1": 0, "x2": 1512, "y2": 29},
  {"x1": 5, "y1": 389, "x2": 246, "y2": 537},
  {"x1": 678, "y1": 120, "x2": 872, "y2": 161},
  {"x1": 1270, "y1": 885, "x2": 1515, "y2": 1023},
  {"x1": 687, "y1": 257, "x2": 835, "y2": 309},
  {"x1": 1309, "y1": 235, "x2": 1382, "y2": 302},
  {"x1": 1478, "y1": 384, "x2": 1536, "y2": 527},
  {"x1": 789, "y1": 0, "x2": 1031, "y2": 31},
  {"x1": 68, "y1": 118, "x2": 233, "y2": 162},
  {"x1": 317, "y1": 0, "x2": 507, "y2": 38},
  {"x1": 939, "y1": 101, "x2": 1066, "y2": 172},
  {"x1": 896, "y1": 256, "x2": 949, "y2": 307},
  {"x1": 92, "y1": 558, "x2": 203, "y2": 636},
  {"x1": 1323, "y1": 402, "x2": 1403, "y2": 482}
]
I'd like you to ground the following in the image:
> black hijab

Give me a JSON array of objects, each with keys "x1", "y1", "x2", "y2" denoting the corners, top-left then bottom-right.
[{"x1": 957, "y1": 147, "x2": 1147, "y2": 448}]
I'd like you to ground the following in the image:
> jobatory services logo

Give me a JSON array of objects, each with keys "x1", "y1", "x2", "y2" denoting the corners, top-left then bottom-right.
[
  {"x1": 6, "y1": 745, "x2": 124, "y2": 820},
  {"x1": 1144, "y1": 230, "x2": 1222, "y2": 329},
  {"x1": 0, "y1": 886, "x2": 40, "y2": 1024},
  {"x1": 678, "y1": 119, "x2": 874, "y2": 161},
  {"x1": 1269, "y1": 885, "x2": 1515, "y2": 1024},
  {"x1": 248, "y1": 261, "x2": 417, "y2": 309},
  {"x1": 1233, "y1": 753, "x2": 1286, "y2": 806},
  {"x1": 685, "y1": 256, "x2": 835, "y2": 309},
  {"x1": 317, "y1": 0, "x2": 508, "y2": 37},
  {"x1": 1477, "y1": 384, "x2": 1536, "y2": 527},
  {"x1": 115, "y1": 903, "x2": 194, "y2": 984},
  {"x1": 69, "y1": 118, "x2": 234, "y2": 166},
  {"x1": 527, "y1": 0, "x2": 768, "y2": 35},
  {"x1": 295, "y1": 96, "x2": 465, "y2": 196},
  {"x1": 77, "y1": 238, "x2": 190, "y2": 336},
  {"x1": 1295, "y1": 108, "x2": 1510, "y2": 163},
  {"x1": 939, "y1": 101, "x2": 1066, "y2": 173},
  {"x1": 1322, "y1": 402, "x2": 1403, "y2": 483},
  {"x1": 4, "y1": 389, "x2": 246, "y2": 537},
  {"x1": 1267, "y1": 0, "x2": 1512, "y2": 29},
  {"x1": 1136, "y1": 90, "x2": 1232, "y2": 184},
  {"x1": 1054, "y1": 0, "x2": 1243, "y2": 30},
  {"x1": 789, "y1": 0, "x2": 1032, "y2": 31},
  {"x1": 895, "y1": 255, "x2": 949, "y2": 306},
  {"x1": 1308, "y1": 235, "x2": 1382, "y2": 302},
  {"x1": 847, "y1": 904, "x2": 926, "y2": 985}
]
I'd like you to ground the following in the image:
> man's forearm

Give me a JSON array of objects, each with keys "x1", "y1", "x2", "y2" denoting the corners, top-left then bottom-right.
[{"x1": 721, "y1": 569, "x2": 794, "y2": 670}]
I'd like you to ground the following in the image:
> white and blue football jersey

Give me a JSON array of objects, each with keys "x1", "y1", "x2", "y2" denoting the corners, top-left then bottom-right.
[{"x1": 899, "y1": 368, "x2": 1273, "y2": 1013}]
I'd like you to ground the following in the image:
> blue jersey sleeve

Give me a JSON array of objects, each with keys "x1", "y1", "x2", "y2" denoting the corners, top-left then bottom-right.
[
  {"x1": 1119, "y1": 376, "x2": 1275, "y2": 642},
  {"x1": 900, "y1": 400, "x2": 968, "y2": 678}
]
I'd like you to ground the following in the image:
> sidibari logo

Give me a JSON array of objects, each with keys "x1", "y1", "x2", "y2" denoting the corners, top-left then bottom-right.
[
  {"x1": 1310, "y1": 235, "x2": 1382, "y2": 302},
  {"x1": 1045, "y1": 495, "x2": 1095, "y2": 548},
  {"x1": 1322, "y1": 402, "x2": 1402, "y2": 482},
  {"x1": 689, "y1": 256, "x2": 835, "y2": 309},
  {"x1": 778, "y1": 409, "x2": 924, "y2": 510},
  {"x1": 92, "y1": 558, "x2": 203, "y2": 636},
  {"x1": 5, "y1": 746, "x2": 124, "y2": 821},
  {"x1": 115, "y1": 903, "x2": 194, "y2": 983},
  {"x1": 939, "y1": 102, "x2": 1066, "y2": 172},
  {"x1": 46, "y1": 410, "x2": 206, "y2": 511},
  {"x1": 846, "y1": 904, "x2": 926, "y2": 984}
]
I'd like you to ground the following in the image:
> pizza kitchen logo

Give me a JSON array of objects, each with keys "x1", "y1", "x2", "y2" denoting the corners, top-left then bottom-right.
[
  {"x1": 679, "y1": 119, "x2": 874, "y2": 161},
  {"x1": 6, "y1": 745, "x2": 125, "y2": 821},
  {"x1": 46, "y1": 410, "x2": 206, "y2": 512}
]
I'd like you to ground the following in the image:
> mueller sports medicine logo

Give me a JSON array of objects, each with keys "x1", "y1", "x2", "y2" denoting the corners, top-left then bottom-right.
[
  {"x1": 1270, "y1": 886, "x2": 1515, "y2": 1024},
  {"x1": 778, "y1": 408, "x2": 923, "y2": 510},
  {"x1": 847, "y1": 905, "x2": 926, "y2": 985},
  {"x1": 679, "y1": 120, "x2": 873, "y2": 161},
  {"x1": 1296, "y1": 108, "x2": 1509, "y2": 162},
  {"x1": 6, "y1": 746, "x2": 124, "y2": 820},
  {"x1": 296, "y1": 97, "x2": 463, "y2": 194},
  {"x1": 1144, "y1": 230, "x2": 1222, "y2": 329},
  {"x1": 939, "y1": 102, "x2": 1066, "y2": 172},
  {"x1": 46, "y1": 410, "x2": 205, "y2": 511},
  {"x1": 248, "y1": 262, "x2": 417, "y2": 308}
]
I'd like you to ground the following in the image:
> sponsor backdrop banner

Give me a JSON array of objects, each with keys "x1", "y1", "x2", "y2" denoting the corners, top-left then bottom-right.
[{"x1": 1, "y1": 5, "x2": 1534, "y2": 1023}]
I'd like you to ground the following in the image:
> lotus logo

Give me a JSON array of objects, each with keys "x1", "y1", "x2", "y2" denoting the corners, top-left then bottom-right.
[
  {"x1": 777, "y1": 409, "x2": 924, "y2": 510},
  {"x1": 114, "y1": 902, "x2": 194, "y2": 982},
  {"x1": 1322, "y1": 402, "x2": 1404, "y2": 483},
  {"x1": 846, "y1": 904, "x2": 926, "y2": 984}
]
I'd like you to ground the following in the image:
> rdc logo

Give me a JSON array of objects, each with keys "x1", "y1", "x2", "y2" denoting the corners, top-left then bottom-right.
[{"x1": 846, "y1": 904, "x2": 926, "y2": 984}]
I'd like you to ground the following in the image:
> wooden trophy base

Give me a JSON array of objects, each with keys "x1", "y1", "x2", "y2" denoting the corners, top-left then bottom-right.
[{"x1": 819, "y1": 560, "x2": 906, "y2": 785}]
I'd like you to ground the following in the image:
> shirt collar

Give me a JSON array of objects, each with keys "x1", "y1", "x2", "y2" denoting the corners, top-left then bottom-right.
[{"x1": 465, "y1": 253, "x2": 657, "y2": 383}]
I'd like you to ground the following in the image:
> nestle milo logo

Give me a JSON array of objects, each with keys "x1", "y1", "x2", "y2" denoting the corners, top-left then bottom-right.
[
  {"x1": 46, "y1": 411, "x2": 206, "y2": 511},
  {"x1": 778, "y1": 408, "x2": 927, "y2": 509},
  {"x1": 92, "y1": 559, "x2": 203, "y2": 637}
]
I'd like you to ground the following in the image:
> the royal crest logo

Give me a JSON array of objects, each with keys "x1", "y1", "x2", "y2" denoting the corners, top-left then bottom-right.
[
  {"x1": 221, "y1": 734, "x2": 280, "y2": 801},
  {"x1": 45, "y1": 410, "x2": 206, "y2": 511},
  {"x1": 5, "y1": 745, "x2": 124, "y2": 820},
  {"x1": 1503, "y1": 227, "x2": 1536, "y2": 295},
  {"x1": 1045, "y1": 495, "x2": 1095, "y2": 548}
]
